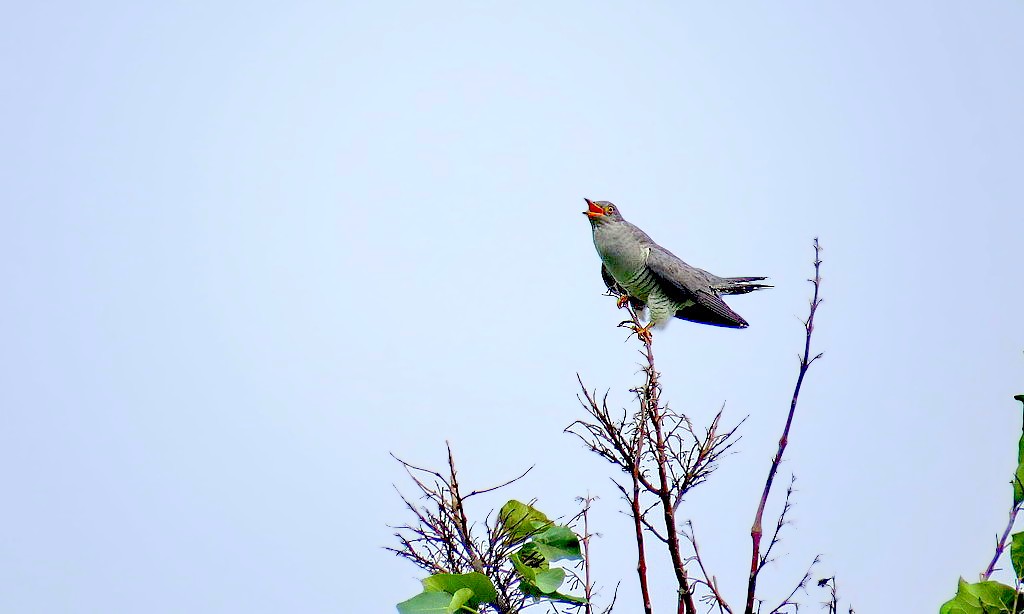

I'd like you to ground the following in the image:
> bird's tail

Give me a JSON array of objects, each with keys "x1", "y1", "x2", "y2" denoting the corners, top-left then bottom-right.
[{"x1": 714, "y1": 276, "x2": 772, "y2": 295}]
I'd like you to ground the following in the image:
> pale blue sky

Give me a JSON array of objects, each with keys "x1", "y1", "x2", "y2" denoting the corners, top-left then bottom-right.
[{"x1": 2, "y1": 2, "x2": 1022, "y2": 612}]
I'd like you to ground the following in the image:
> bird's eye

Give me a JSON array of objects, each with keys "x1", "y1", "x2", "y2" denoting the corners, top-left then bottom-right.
[{"x1": 606, "y1": 206, "x2": 615, "y2": 213}]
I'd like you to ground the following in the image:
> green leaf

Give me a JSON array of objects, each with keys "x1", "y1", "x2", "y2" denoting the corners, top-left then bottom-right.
[
  {"x1": 542, "y1": 591, "x2": 588, "y2": 605},
  {"x1": 533, "y1": 526, "x2": 583, "y2": 561},
  {"x1": 511, "y1": 547, "x2": 549, "y2": 599},
  {"x1": 499, "y1": 500, "x2": 551, "y2": 542},
  {"x1": 1015, "y1": 396, "x2": 1024, "y2": 506},
  {"x1": 422, "y1": 572, "x2": 496, "y2": 607},
  {"x1": 939, "y1": 578, "x2": 1022, "y2": 614},
  {"x1": 396, "y1": 588, "x2": 480, "y2": 614},
  {"x1": 938, "y1": 598, "x2": 970, "y2": 614},
  {"x1": 396, "y1": 591, "x2": 459, "y2": 614},
  {"x1": 1013, "y1": 533, "x2": 1024, "y2": 582},
  {"x1": 448, "y1": 589, "x2": 474, "y2": 613},
  {"x1": 517, "y1": 542, "x2": 548, "y2": 568},
  {"x1": 519, "y1": 579, "x2": 588, "y2": 606},
  {"x1": 511, "y1": 549, "x2": 542, "y2": 582},
  {"x1": 534, "y1": 567, "x2": 566, "y2": 593}
]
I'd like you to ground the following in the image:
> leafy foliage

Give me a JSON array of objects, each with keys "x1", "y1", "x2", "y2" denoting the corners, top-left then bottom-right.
[
  {"x1": 395, "y1": 500, "x2": 586, "y2": 612},
  {"x1": 502, "y1": 501, "x2": 586, "y2": 606},
  {"x1": 420, "y1": 573, "x2": 497, "y2": 609},
  {"x1": 1012, "y1": 533, "x2": 1024, "y2": 584},
  {"x1": 498, "y1": 500, "x2": 553, "y2": 543},
  {"x1": 940, "y1": 394, "x2": 1024, "y2": 613},
  {"x1": 397, "y1": 588, "x2": 475, "y2": 614},
  {"x1": 939, "y1": 579, "x2": 1021, "y2": 614}
]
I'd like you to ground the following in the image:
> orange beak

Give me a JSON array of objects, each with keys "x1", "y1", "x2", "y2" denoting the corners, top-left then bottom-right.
[{"x1": 584, "y1": 198, "x2": 604, "y2": 218}]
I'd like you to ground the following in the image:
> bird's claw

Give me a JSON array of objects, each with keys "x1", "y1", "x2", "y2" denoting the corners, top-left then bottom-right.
[
  {"x1": 616, "y1": 295, "x2": 630, "y2": 309},
  {"x1": 631, "y1": 322, "x2": 654, "y2": 344}
]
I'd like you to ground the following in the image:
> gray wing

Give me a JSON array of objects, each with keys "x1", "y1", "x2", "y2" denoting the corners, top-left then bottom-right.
[
  {"x1": 645, "y1": 246, "x2": 749, "y2": 328},
  {"x1": 600, "y1": 263, "x2": 619, "y2": 293}
]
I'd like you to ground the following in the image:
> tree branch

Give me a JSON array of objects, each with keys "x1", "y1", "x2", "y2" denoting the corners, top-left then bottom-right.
[{"x1": 745, "y1": 238, "x2": 824, "y2": 614}]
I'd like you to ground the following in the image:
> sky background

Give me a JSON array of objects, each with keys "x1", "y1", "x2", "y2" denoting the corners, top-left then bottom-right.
[{"x1": 2, "y1": 2, "x2": 1023, "y2": 612}]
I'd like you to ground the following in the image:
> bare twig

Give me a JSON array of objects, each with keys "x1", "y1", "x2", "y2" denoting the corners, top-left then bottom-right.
[
  {"x1": 629, "y1": 380, "x2": 655, "y2": 614},
  {"x1": 446, "y1": 442, "x2": 487, "y2": 576},
  {"x1": 569, "y1": 292, "x2": 748, "y2": 614},
  {"x1": 764, "y1": 555, "x2": 818, "y2": 614},
  {"x1": 745, "y1": 238, "x2": 824, "y2": 614},
  {"x1": 390, "y1": 446, "x2": 536, "y2": 614},
  {"x1": 760, "y1": 476, "x2": 798, "y2": 569},
  {"x1": 644, "y1": 340, "x2": 695, "y2": 614},
  {"x1": 817, "y1": 576, "x2": 839, "y2": 614},
  {"x1": 624, "y1": 303, "x2": 697, "y2": 614},
  {"x1": 982, "y1": 499, "x2": 1023, "y2": 581},
  {"x1": 601, "y1": 583, "x2": 621, "y2": 614},
  {"x1": 569, "y1": 376, "x2": 654, "y2": 614},
  {"x1": 579, "y1": 494, "x2": 597, "y2": 614},
  {"x1": 683, "y1": 520, "x2": 733, "y2": 614},
  {"x1": 467, "y1": 465, "x2": 535, "y2": 499}
]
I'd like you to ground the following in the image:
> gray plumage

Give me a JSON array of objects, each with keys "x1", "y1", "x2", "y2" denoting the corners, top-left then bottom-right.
[{"x1": 584, "y1": 198, "x2": 770, "y2": 329}]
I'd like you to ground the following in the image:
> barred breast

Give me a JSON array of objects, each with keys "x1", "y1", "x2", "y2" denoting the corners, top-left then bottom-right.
[
  {"x1": 620, "y1": 265, "x2": 659, "y2": 302},
  {"x1": 621, "y1": 257, "x2": 695, "y2": 326}
]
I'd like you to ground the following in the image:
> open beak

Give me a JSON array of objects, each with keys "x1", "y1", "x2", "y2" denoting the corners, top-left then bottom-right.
[{"x1": 584, "y1": 198, "x2": 604, "y2": 218}]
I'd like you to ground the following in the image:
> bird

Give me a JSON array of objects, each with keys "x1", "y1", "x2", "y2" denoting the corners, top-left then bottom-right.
[{"x1": 583, "y1": 198, "x2": 770, "y2": 338}]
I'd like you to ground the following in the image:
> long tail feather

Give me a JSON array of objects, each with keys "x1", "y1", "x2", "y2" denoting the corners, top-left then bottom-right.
[{"x1": 715, "y1": 276, "x2": 773, "y2": 295}]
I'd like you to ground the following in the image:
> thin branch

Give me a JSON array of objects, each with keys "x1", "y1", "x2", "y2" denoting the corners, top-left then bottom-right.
[
  {"x1": 390, "y1": 446, "x2": 536, "y2": 614},
  {"x1": 745, "y1": 238, "x2": 824, "y2": 614},
  {"x1": 760, "y1": 476, "x2": 798, "y2": 569},
  {"x1": 627, "y1": 304, "x2": 697, "y2": 614},
  {"x1": 981, "y1": 395, "x2": 1024, "y2": 580},
  {"x1": 982, "y1": 498, "x2": 1024, "y2": 581},
  {"x1": 684, "y1": 520, "x2": 733, "y2": 614},
  {"x1": 570, "y1": 292, "x2": 750, "y2": 614},
  {"x1": 579, "y1": 493, "x2": 596, "y2": 614},
  {"x1": 390, "y1": 451, "x2": 449, "y2": 482},
  {"x1": 467, "y1": 465, "x2": 535, "y2": 499},
  {"x1": 817, "y1": 576, "x2": 838, "y2": 614},
  {"x1": 446, "y1": 442, "x2": 487, "y2": 575},
  {"x1": 601, "y1": 582, "x2": 621, "y2": 614},
  {"x1": 630, "y1": 391, "x2": 655, "y2": 614},
  {"x1": 765, "y1": 555, "x2": 819, "y2": 614},
  {"x1": 639, "y1": 507, "x2": 669, "y2": 544}
]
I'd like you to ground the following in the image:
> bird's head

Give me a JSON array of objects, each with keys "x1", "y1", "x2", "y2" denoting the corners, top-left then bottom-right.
[{"x1": 583, "y1": 198, "x2": 624, "y2": 225}]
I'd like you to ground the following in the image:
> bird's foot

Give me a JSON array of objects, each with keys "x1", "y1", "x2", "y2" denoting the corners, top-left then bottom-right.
[
  {"x1": 631, "y1": 322, "x2": 654, "y2": 344},
  {"x1": 616, "y1": 295, "x2": 630, "y2": 309}
]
